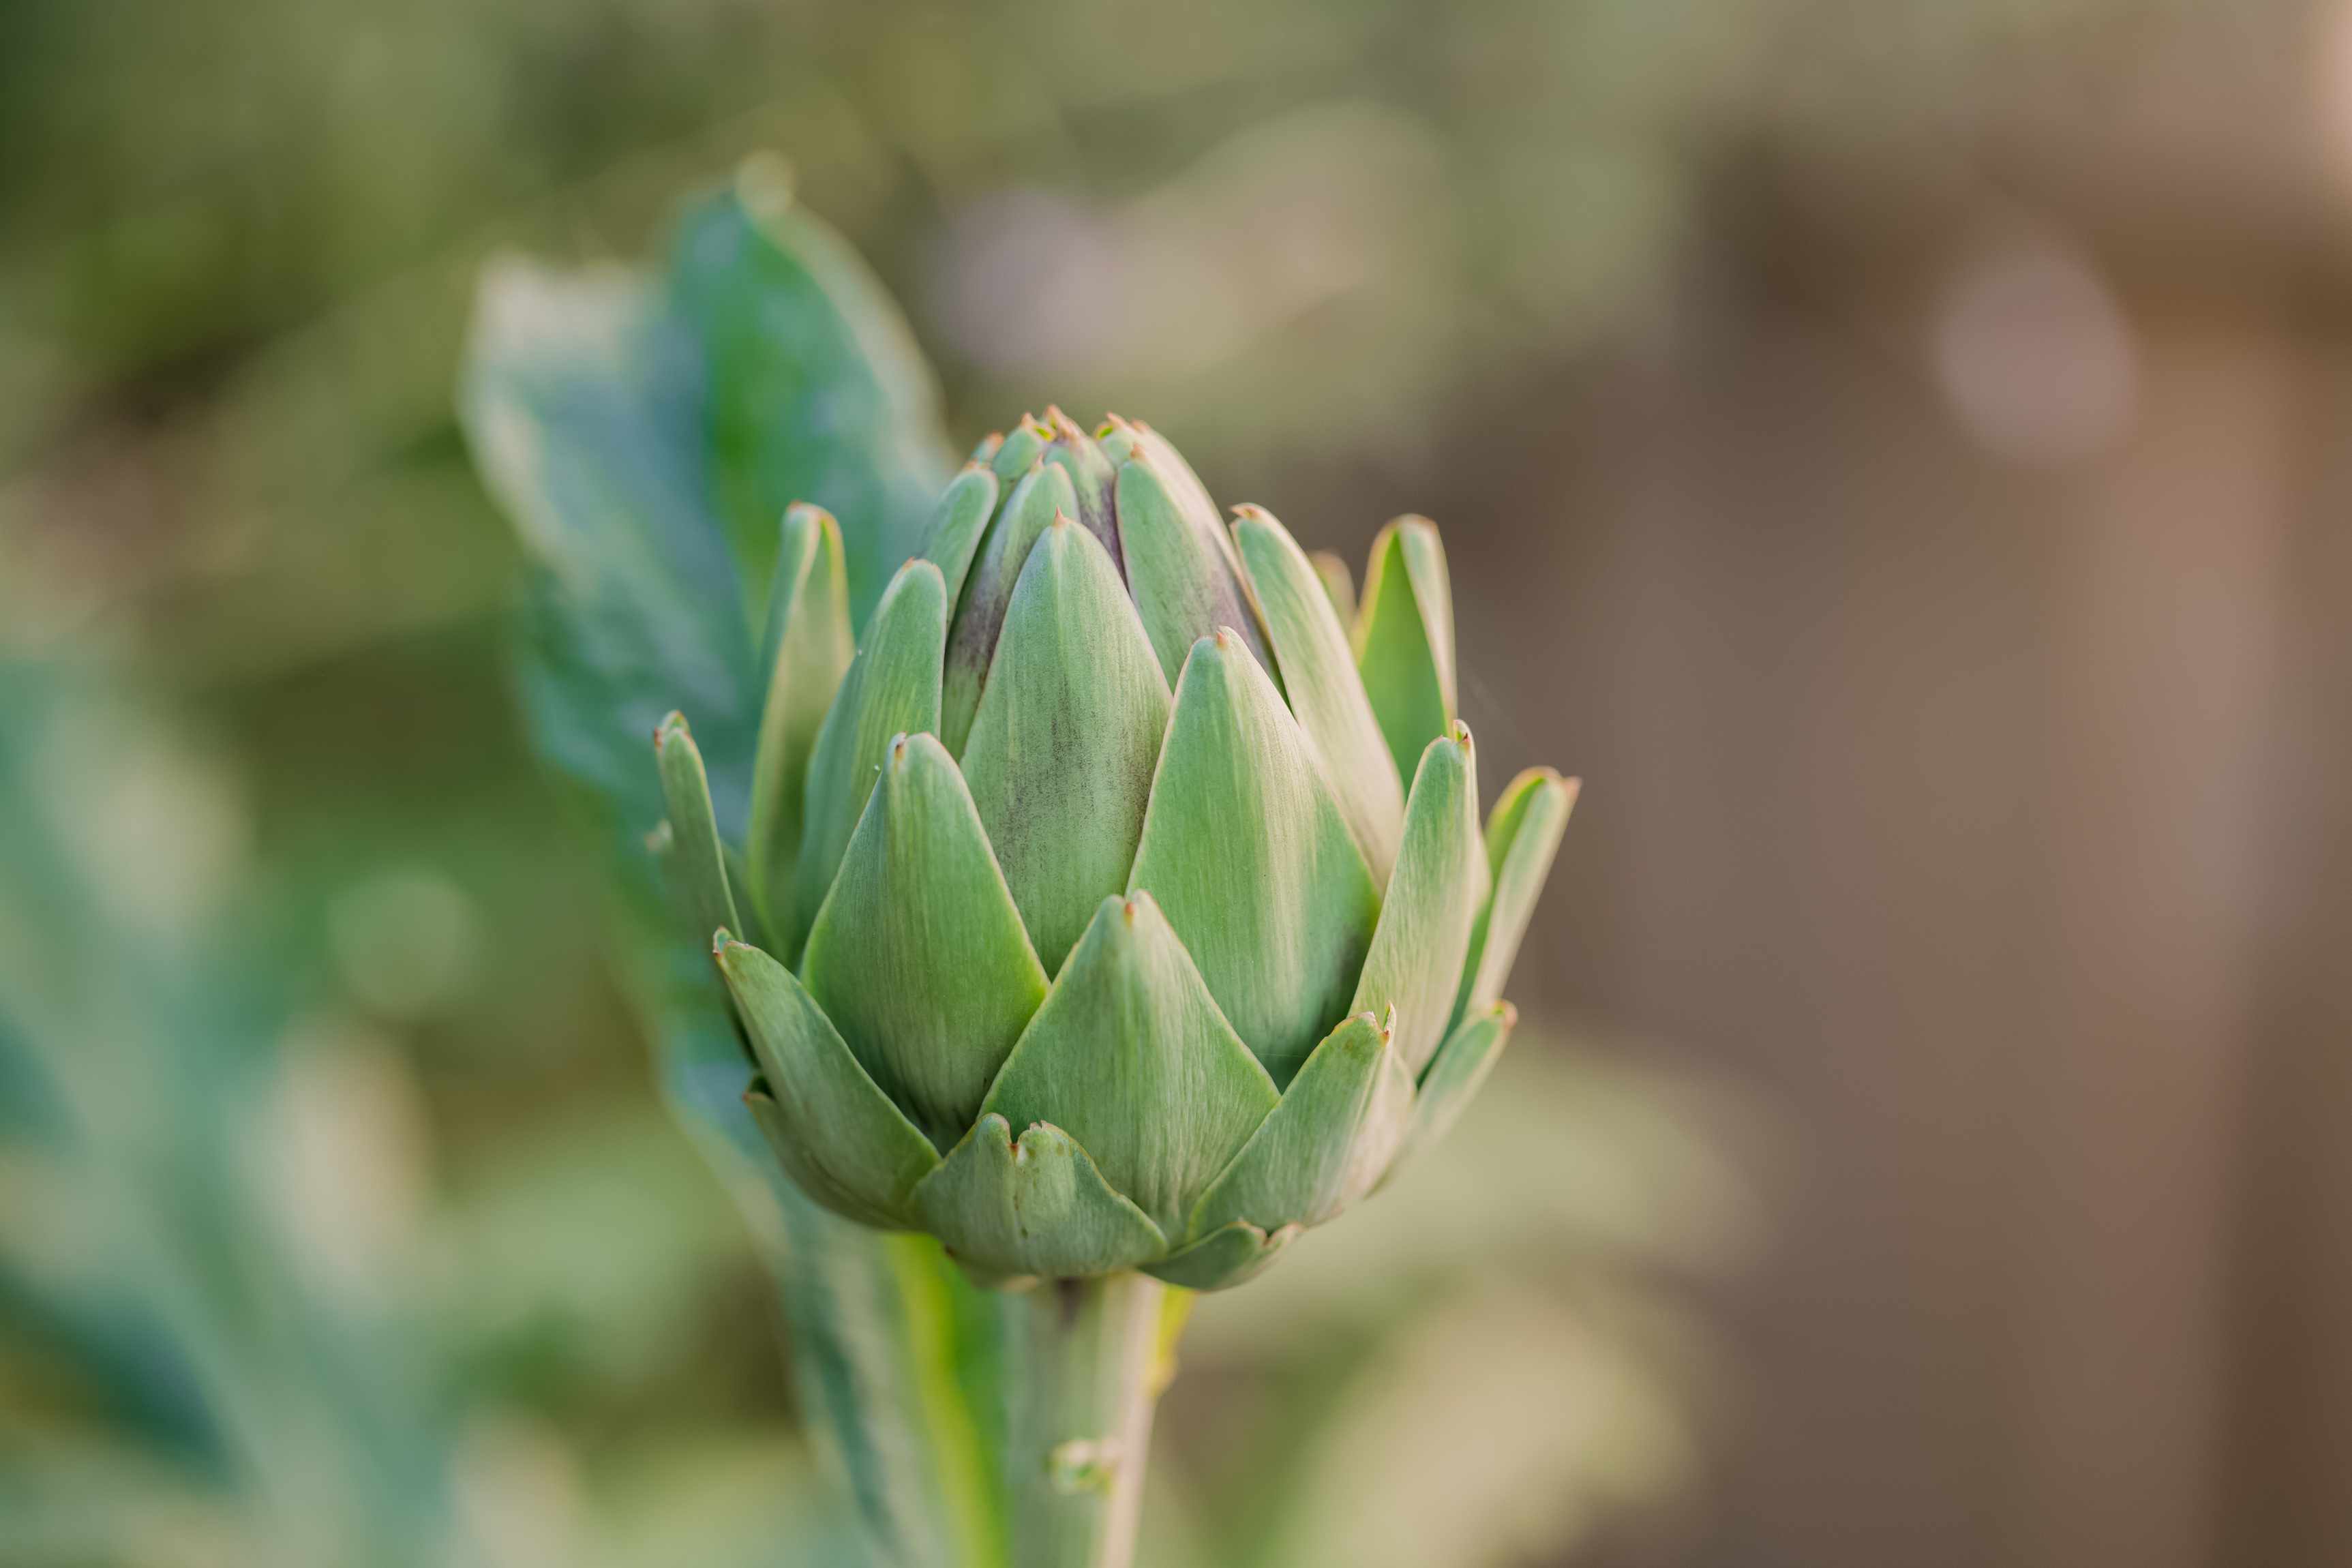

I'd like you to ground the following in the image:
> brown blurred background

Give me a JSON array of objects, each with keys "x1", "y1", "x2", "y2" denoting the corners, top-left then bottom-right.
[{"x1": 4, "y1": 1, "x2": 2349, "y2": 1565}]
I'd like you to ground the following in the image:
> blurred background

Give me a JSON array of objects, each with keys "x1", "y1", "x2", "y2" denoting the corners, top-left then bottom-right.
[{"x1": 4, "y1": 1, "x2": 2349, "y2": 1565}]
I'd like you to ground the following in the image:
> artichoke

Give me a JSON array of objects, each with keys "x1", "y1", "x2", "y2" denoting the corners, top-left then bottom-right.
[{"x1": 654, "y1": 410, "x2": 1574, "y2": 1291}]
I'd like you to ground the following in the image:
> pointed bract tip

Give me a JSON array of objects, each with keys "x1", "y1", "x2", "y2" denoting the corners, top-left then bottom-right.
[
  {"x1": 1496, "y1": 1001, "x2": 1520, "y2": 1027},
  {"x1": 654, "y1": 710, "x2": 689, "y2": 747},
  {"x1": 887, "y1": 731, "x2": 913, "y2": 766},
  {"x1": 712, "y1": 926, "x2": 736, "y2": 955},
  {"x1": 1450, "y1": 719, "x2": 1473, "y2": 749},
  {"x1": 1049, "y1": 511, "x2": 1077, "y2": 532},
  {"x1": 785, "y1": 500, "x2": 834, "y2": 527},
  {"x1": 1229, "y1": 502, "x2": 1273, "y2": 522}
]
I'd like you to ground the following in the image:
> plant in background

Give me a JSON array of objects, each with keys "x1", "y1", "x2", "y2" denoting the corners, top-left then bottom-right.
[{"x1": 464, "y1": 162, "x2": 1594, "y2": 1568}]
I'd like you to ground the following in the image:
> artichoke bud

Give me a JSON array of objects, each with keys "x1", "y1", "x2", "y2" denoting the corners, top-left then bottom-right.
[{"x1": 657, "y1": 414, "x2": 1574, "y2": 1289}]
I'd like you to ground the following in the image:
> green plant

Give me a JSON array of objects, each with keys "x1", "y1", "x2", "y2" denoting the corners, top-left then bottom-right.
[
  {"x1": 464, "y1": 164, "x2": 1582, "y2": 1568},
  {"x1": 649, "y1": 408, "x2": 1571, "y2": 1563}
]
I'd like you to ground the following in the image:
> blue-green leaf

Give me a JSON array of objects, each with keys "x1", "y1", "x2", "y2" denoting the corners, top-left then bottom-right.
[
  {"x1": 959, "y1": 524, "x2": 1171, "y2": 973},
  {"x1": 669, "y1": 164, "x2": 953, "y2": 622},
  {"x1": 915, "y1": 1115, "x2": 1167, "y2": 1280},
  {"x1": 980, "y1": 894, "x2": 1280, "y2": 1237},
  {"x1": 1127, "y1": 633, "x2": 1379, "y2": 1086},
  {"x1": 802, "y1": 734, "x2": 1049, "y2": 1147},
  {"x1": 462, "y1": 260, "x2": 754, "y2": 847}
]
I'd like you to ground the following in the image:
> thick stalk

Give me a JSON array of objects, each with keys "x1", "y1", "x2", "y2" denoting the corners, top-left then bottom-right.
[{"x1": 1002, "y1": 1273, "x2": 1177, "y2": 1568}]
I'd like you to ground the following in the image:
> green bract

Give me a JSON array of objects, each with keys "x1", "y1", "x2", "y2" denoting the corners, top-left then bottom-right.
[{"x1": 656, "y1": 411, "x2": 1574, "y2": 1289}]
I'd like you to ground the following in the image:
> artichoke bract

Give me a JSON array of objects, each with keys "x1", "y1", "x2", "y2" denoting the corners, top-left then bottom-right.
[{"x1": 654, "y1": 410, "x2": 1574, "y2": 1290}]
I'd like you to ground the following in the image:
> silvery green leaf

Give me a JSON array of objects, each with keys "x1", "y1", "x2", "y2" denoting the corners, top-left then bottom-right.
[{"x1": 668, "y1": 169, "x2": 952, "y2": 622}]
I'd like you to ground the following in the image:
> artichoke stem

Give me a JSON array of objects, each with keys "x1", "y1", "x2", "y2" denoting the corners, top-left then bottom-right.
[{"x1": 1004, "y1": 1271, "x2": 1175, "y2": 1568}]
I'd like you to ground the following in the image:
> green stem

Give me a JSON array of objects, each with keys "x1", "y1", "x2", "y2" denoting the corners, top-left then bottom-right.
[{"x1": 1002, "y1": 1273, "x2": 1178, "y2": 1568}]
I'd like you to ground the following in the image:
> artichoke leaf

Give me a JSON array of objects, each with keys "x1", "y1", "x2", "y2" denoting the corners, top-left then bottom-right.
[
  {"x1": 961, "y1": 523, "x2": 1171, "y2": 974},
  {"x1": 1232, "y1": 504, "x2": 1406, "y2": 885},
  {"x1": 918, "y1": 463, "x2": 1001, "y2": 613},
  {"x1": 791, "y1": 560, "x2": 948, "y2": 950},
  {"x1": 1115, "y1": 455, "x2": 1272, "y2": 690},
  {"x1": 915, "y1": 1114, "x2": 1168, "y2": 1280},
  {"x1": 654, "y1": 712, "x2": 744, "y2": 948},
  {"x1": 1454, "y1": 769, "x2": 1578, "y2": 1026},
  {"x1": 1040, "y1": 407, "x2": 1125, "y2": 575},
  {"x1": 1127, "y1": 633, "x2": 1380, "y2": 1087},
  {"x1": 989, "y1": 414, "x2": 1051, "y2": 482},
  {"x1": 802, "y1": 734, "x2": 1049, "y2": 1148},
  {"x1": 1401, "y1": 1002, "x2": 1516, "y2": 1165},
  {"x1": 1144, "y1": 1219, "x2": 1300, "y2": 1292},
  {"x1": 1187, "y1": 1011, "x2": 1413, "y2": 1239},
  {"x1": 722, "y1": 936, "x2": 941, "y2": 1228},
  {"x1": 747, "y1": 504, "x2": 854, "y2": 937},
  {"x1": 941, "y1": 461, "x2": 1079, "y2": 755},
  {"x1": 1355, "y1": 516, "x2": 1457, "y2": 787},
  {"x1": 980, "y1": 893, "x2": 1280, "y2": 1239},
  {"x1": 1308, "y1": 549, "x2": 1356, "y2": 625},
  {"x1": 1352, "y1": 725, "x2": 1485, "y2": 1076}
]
